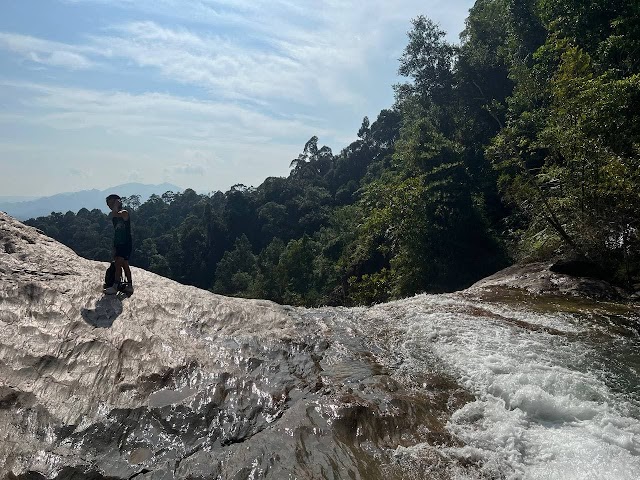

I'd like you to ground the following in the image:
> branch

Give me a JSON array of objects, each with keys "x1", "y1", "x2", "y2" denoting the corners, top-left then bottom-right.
[{"x1": 472, "y1": 80, "x2": 504, "y2": 130}]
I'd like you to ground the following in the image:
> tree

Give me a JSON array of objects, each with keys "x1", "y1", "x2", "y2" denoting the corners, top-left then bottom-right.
[
  {"x1": 489, "y1": 0, "x2": 640, "y2": 283},
  {"x1": 213, "y1": 235, "x2": 257, "y2": 295},
  {"x1": 122, "y1": 195, "x2": 141, "y2": 211},
  {"x1": 278, "y1": 236, "x2": 319, "y2": 304},
  {"x1": 289, "y1": 136, "x2": 334, "y2": 180},
  {"x1": 397, "y1": 15, "x2": 456, "y2": 107},
  {"x1": 178, "y1": 216, "x2": 209, "y2": 287}
]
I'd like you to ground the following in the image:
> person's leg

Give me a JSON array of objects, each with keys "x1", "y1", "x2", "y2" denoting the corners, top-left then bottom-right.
[
  {"x1": 104, "y1": 256, "x2": 124, "y2": 294},
  {"x1": 123, "y1": 261, "x2": 132, "y2": 284},
  {"x1": 122, "y1": 259, "x2": 134, "y2": 293},
  {"x1": 114, "y1": 256, "x2": 124, "y2": 285}
]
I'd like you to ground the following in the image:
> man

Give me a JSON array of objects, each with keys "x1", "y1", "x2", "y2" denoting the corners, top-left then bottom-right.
[{"x1": 104, "y1": 194, "x2": 134, "y2": 294}]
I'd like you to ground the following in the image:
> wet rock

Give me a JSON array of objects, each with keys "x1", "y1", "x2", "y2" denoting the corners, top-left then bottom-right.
[
  {"x1": 470, "y1": 261, "x2": 629, "y2": 301},
  {"x1": 0, "y1": 213, "x2": 471, "y2": 479}
]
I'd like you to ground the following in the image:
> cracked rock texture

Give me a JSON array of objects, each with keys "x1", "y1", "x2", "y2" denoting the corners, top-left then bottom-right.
[{"x1": 0, "y1": 212, "x2": 470, "y2": 479}]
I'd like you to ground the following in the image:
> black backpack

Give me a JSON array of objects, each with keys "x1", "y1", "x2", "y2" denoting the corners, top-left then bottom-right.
[{"x1": 104, "y1": 261, "x2": 116, "y2": 289}]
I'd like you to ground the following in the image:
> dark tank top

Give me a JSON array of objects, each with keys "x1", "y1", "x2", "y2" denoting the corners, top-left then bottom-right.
[{"x1": 112, "y1": 215, "x2": 132, "y2": 246}]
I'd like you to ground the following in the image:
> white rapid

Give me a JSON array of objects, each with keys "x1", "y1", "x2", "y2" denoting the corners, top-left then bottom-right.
[{"x1": 362, "y1": 294, "x2": 640, "y2": 479}]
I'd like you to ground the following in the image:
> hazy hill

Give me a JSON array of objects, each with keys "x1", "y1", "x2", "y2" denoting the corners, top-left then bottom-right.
[{"x1": 0, "y1": 182, "x2": 181, "y2": 220}]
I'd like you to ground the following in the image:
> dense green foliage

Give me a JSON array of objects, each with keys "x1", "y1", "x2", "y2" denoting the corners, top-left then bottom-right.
[
  {"x1": 27, "y1": 0, "x2": 640, "y2": 304},
  {"x1": 489, "y1": 0, "x2": 640, "y2": 283}
]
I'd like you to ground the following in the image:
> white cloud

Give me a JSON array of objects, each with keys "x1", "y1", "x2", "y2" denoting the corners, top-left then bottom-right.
[
  {"x1": 84, "y1": 19, "x2": 367, "y2": 106},
  {"x1": 3, "y1": 1, "x2": 473, "y2": 106},
  {"x1": 33, "y1": 50, "x2": 93, "y2": 70},
  {"x1": 128, "y1": 170, "x2": 143, "y2": 182},
  {"x1": 0, "y1": 32, "x2": 95, "y2": 70},
  {"x1": 165, "y1": 163, "x2": 206, "y2": 175},
  {"x1": 0, "y1": 81, "x2": 324, "y2": 144},
  {"x1": 68, "y1": 167, "x2": 92, "y2": 177}
]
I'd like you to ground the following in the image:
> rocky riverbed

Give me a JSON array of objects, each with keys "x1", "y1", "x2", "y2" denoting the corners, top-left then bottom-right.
[{"x1": 1, "y1": 212, "x2": 638, "y2": 479}]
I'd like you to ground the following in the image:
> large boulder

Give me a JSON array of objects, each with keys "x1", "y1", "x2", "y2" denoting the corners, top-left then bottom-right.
[
  {"x1": 0, "y1": 213, "x2": 468, "y2": 479},
  {"x1": 469, "y1": 261, "x2": 628, "y2": 301}
]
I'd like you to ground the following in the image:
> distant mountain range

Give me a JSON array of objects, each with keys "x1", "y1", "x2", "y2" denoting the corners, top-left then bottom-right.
[{"x1": 0, "y1": 183, "x2": 182, "y2": 220}]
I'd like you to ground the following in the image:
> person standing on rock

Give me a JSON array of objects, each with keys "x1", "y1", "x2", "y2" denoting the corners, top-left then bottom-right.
[{"x1": 104, "y1": 194, "x2": 134, "y2": 295}]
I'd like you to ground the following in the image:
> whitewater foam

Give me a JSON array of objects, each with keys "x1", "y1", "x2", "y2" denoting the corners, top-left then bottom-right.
[{"x1": 389, "y1": 295, "x2": 640, "y2": 479}]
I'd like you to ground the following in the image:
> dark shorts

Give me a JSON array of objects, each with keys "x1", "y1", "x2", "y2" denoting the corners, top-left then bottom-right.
[{"x1": 114, "y1": 243, "x2": 132, "y2": 260}]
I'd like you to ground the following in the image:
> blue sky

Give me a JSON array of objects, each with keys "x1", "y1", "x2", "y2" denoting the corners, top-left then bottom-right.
[{"x1": 0, "y1": 0, "x2": 474, "y2": 196}]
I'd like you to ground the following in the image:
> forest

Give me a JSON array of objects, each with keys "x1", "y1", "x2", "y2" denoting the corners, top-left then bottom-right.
[{"x1": 26, "y1": 0, "x2": 640, "y2": 306}]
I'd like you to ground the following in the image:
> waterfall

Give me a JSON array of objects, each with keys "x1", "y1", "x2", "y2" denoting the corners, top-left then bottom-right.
[{"x1": 2, "y1": 212, "x2": 639, "y2": 479}]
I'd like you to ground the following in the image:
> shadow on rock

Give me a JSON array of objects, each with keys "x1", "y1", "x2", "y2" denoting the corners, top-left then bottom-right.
[{"x1": 81, "y1": 295, "x2": 124, "y2": 328}]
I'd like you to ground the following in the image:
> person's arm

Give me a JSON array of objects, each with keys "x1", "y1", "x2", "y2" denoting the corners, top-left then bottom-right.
[{"x1": 114, "y1": 209, "x2": 129, "y2": 220}]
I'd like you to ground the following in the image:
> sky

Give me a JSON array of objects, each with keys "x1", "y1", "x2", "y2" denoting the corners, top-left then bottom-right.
[{"x1": 0, "y1": 0, "x2": 474, "y2": 196}]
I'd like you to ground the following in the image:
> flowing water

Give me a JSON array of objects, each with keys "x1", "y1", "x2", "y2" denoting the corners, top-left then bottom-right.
[{"x1": 359, "y1": 289, "x2": 640, "y2": 479}]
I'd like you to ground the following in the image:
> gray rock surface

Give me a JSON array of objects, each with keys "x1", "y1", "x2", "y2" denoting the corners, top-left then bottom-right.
[
  {"x1": 469, "y1": 261, "x2": 628, "y2": 301},
  {"x1": 0, "y1": 213, "x2": 469, "y2": 479}
]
